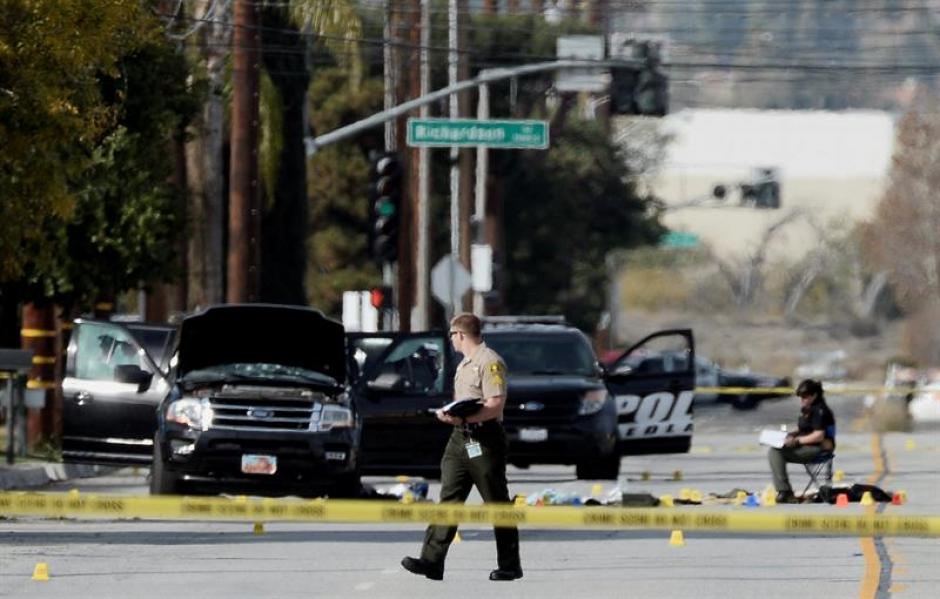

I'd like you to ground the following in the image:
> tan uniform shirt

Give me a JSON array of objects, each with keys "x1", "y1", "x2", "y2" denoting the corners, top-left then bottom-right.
[{"x1": 454, "y1": 342, "x2": 508, "y2": 421}]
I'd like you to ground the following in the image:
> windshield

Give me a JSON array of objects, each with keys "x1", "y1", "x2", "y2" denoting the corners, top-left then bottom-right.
[
  {"x1": 180, "y1": 362, "x2": 339, "y2": 387},
  {"x1": 484, "y1": 334, "x2": 597, "y2": 376}
]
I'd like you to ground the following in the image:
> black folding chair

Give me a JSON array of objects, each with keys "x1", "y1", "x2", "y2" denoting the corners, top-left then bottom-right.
[
  {"x1": 801, "y1": 451, "x2": 834, "y2": 496},
  {"x1": 801, "y1": 424, "x2": 836, "y2": 496}
]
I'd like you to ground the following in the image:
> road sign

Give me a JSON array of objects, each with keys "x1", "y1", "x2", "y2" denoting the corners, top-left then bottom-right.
[
  {"x1": 431, "y1": 255, "x2": 472, "y2": 308},
  {"x1": 556, "y1": 35, "x2": 608, "y2": 92},
  {"x1": 407, "y1": 118, "x2": 549, "y2": 149},
  {"x1": 660, "y1": 231, "x2": 700, "y2": 248}
]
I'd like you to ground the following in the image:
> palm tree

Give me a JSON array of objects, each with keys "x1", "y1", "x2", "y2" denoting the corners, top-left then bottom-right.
[{"x1": 258, "y1": 0, "x2": 362, "y2": 305}]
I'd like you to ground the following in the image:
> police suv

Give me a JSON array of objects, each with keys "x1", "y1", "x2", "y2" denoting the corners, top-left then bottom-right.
[{"x1": 350, "y1": 317, "x2": 696, "y2": 480}]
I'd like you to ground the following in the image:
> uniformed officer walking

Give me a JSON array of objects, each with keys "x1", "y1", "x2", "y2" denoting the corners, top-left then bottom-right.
[{"x1": 401, "y1": 313, "x2": 522, "y2": 581}]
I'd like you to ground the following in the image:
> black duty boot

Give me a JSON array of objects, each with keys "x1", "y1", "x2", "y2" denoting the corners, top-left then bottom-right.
[
  {"x1": 776, "y1": 490, "x2": 798, "y2": 504},
  {"x1": 489, "y1": 567, "x2": 523, "y2": 581},
  {"x1": 401, "y1": 556, "x2": 444, "y2": 580}
]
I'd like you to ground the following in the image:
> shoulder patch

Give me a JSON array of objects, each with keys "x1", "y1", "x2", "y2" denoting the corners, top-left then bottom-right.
[{"x1": 489, "y1": 362, "x2": 505, "y2": 374}]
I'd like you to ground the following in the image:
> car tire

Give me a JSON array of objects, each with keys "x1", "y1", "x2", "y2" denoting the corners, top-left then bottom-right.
[
  {"x1": 149, "y1": 436, "x2": 183, "y2": 495},
  {"x1": 575, "y1": 453, "x2": 620, "y2": 480},
  {"x1": 731, "y1": 394, "x2": 758, "y2": 410},
  {"x1": 331, "y1": 472, "x2": 362, "y2": 499}
]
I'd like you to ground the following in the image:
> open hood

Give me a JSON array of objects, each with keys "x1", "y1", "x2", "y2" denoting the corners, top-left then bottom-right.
[{"x1": 177, "y1": 304, "x2": 345, "y2": 383}]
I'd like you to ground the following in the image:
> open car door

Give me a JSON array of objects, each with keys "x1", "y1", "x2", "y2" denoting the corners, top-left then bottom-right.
[
  {"x1": 606, "y1": 329, "x2": 695, "y2": 455},
  {"x1": 350, "y1": 332, "x2": 453, "y2": 477},
  {"x1": 61, "y1": 320, "x2": 173, "y2": 465}
]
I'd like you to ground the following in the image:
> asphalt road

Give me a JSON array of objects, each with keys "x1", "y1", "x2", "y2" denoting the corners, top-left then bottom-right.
[{"x1": 2, "y1": 395, "x2": 938, "y2": 598}]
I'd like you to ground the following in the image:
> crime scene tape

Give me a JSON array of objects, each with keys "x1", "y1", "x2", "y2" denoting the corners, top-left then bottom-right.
[
  {"x1": 693, "y1": 385, "x2": 908, "y2": 396},
  {"x1": 1, "y1": 492, "x2": 938, "y2": 537}
]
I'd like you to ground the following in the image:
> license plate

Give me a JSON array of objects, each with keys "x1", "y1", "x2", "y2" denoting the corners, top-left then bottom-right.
[
  {"x1": 518, "y1": 427, "x2": 548, "y2": 442},
  {"x1": 241, "y1": 454, "x2": 277, "y2": 475}
]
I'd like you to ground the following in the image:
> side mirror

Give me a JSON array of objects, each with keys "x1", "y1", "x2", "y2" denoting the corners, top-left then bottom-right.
[
  {"x1": 595, "y1": 361, "x2": 608, "y2": 377},
  {"x1": 367, "y1": 372, "x2": 404, "y2": 393},
  {"x1": 114, "y1": 364, "x2": 153, "y2": 392}
]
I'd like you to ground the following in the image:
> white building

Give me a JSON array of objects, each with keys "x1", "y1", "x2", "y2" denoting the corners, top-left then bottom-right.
[{"x1": 642, "y1": 109, "x2": 896, "y2": 261}]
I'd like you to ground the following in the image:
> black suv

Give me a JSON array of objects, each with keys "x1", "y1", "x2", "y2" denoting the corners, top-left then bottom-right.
[
  {"x1": 351, "y1": 319, "x2": 696, "y2": 480},
  {"x1": 61, "y1": 304, "x2": 361, "y2": 497}
]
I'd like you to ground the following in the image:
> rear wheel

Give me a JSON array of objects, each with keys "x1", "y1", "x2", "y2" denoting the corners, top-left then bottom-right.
[
  {"x1": 576, "y1": 453, "x2": 620, "y2": 480},
  {"x1": 730, "y1": 394, "x2": 758, "y2": 410},
  {"x1": 149, "y1": 436, "x2": 183, "y2": 495}
]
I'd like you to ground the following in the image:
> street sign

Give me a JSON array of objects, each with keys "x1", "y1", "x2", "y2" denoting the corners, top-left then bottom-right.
[
  {"x1": 431, "y1": 255, "x2": 472, "y2": 307},
  {"x1": 660, "y1": 231, "x2": 700, "y2": 248},
  {"x1": 556, "y1": 35, "x2": 608, "y2": 92},
  {"x1": 407, "y1": 118, "x2": 549, "y2": 150}
]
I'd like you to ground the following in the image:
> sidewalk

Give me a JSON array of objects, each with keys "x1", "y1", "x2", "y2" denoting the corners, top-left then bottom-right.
[{"x1": 0, "y1": 461, "x2": 116, "y2": 490}]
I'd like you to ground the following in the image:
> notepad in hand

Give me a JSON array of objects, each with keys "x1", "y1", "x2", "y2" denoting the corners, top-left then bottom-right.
[
  {"x1": 441, "y1": 398, "x2": 484, "y2": 418},
  {"x1": 758, "y1": 429, "x2": 788, "y2": 448}
]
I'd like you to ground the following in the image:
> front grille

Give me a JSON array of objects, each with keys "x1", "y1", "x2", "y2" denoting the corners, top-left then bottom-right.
[{"x1": 208, "y1": 394, "x2": 321, "y2": 432}]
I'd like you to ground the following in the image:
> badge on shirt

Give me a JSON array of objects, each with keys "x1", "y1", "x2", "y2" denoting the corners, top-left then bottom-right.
[{"x1": 465, "y1": 441, "x2": 482, "y2": 459}]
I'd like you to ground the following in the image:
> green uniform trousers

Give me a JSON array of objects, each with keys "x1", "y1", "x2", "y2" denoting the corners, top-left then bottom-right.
[
  {"x1": 420, "y1": 423, "x2": 521, "y2": 571},
  {"x1": 768, "y1": 444, "x2": 822, "y2": 492}
]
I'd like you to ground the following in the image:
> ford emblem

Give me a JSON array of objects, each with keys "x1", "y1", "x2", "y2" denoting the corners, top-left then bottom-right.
[
  {"x1": 519, "y1": 402, "x2": 544, "y2": 412},
  {"x1": 248, "y1": 408, "x2": 273, "y2": 419}
]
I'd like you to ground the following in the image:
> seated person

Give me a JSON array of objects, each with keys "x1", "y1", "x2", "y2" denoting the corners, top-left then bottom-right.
[{"x1": 768, "y1": 378, "x2": 836, "y2": 503}]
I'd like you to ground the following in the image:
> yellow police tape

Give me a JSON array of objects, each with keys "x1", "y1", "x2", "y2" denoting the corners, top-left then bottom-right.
[
  {"x1": 1, "y1": 492, "x2": 937, "y2": 537},
  {"x1": 694, "y1": 385, "x2": 909, "y2": 396}
]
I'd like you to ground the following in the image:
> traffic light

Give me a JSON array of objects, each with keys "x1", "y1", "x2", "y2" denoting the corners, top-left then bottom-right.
[
  {"x1": 369, "y1": 152, "x2": 402, "y2": 263},
  {"x1": 370, "y1": 286, "x2": 392, "y2": 310},
  {"x1": 610, "y1": 41, "x2": 668, "y2": 117},
  {"x1": 740, "y1": 168, "x2": 781, "y2": 209}
]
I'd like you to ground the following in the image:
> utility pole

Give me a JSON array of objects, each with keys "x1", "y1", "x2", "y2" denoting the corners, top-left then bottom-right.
[
  {"x1": 21, "y1": 302, "x2": 56, "y2": 447},
  {"x1": 397, "y1": 0, "x2": 419, "y2": 332},
  {"x1": 447, "y1": 0, "x2": 460, "y2": 321},
  {"x1": 457, "y1": 0, "x2": 473, "y2": 311},
  {"x1": 413, "y1": 0, "x2": 431, "y2": 330},
  {"x1": 227, "y1": 0, "x2": 262, "y2": 304},
  {"x1": 472, "y1": 82, "x2": 489, "y2": 317}
]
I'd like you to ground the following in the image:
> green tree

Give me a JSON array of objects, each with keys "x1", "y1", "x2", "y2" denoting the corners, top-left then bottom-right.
[
  {"x1": 497, "y1": 121, "x2": 664, "y2": 332},
  {"x1": 0, "y1": 0, "x2": 151, "y2": 282}
]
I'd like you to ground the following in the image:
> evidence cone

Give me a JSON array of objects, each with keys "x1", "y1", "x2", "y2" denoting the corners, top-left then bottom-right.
[
  {"x1": 735, "y1": 491, "x2": 748, "y2": 504},
  {"x1": 669, "y1": 530, "x2": 685, "y2": 547},
  {"x1": 679, "y1": 488, "x2": 692, "y2": 500},
  {"x1": 641, "y1": 470, "x2": 651, "y2": 481},
  {"x1": 833, "y1": 470, "x2": 845, "y2": 482},
  {"x1": 905, "y1": 439, "x2": 916, "y2": 451},
  {"x1": 690, "y1": 490, "x2": 703, "y2": 503},
  {"x1": 744, "y1": 494, "x2": 760, "y2": 507},
  {"x1": 252, "y1": 522, "x2": 265, "y2": 535},
  {"x1": 591, "y1": 484, "x2": 603, "y2": 497},
  {"x1": 402, "y1": 492, "x2": 414, "y2": 504},
  {"x1": 514, "y1": 494, "x2": 527, "y2": 507},
  {"x1": 891, "y1": 492, "x2": 904, "y2": 506},
  {"x1": 453, "y1": 531, "x2": 462, "y2": 544},
  {"x1": 762, "y1": 492, "x2": 776, "y2": 507},
  {"x1": 659, "y1": 494, "x2": 674, "y2": 507},
  {"x1": 835, "y1": 493, "x2": 849, "y2": 507},
  {"x1": 67, "y1": 489, "x2": 80, "y2": 499},
  {"x1": 672, "y1": 470, "x2": 683, "y2": 481},
  {"x1": 860, "y1": 491, "x2": 874, "y2": 506},
  {"x1": 32, "y1": 563, "x2": 49, "y2": 581}
]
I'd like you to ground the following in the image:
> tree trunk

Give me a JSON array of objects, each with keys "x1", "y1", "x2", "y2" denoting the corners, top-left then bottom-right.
[
  {"x1": 260, "y1": 10, "x2": 309, "y2": 306},
  {"x1": 185, "y1": 2, "x2": 227, "y2": 309}
]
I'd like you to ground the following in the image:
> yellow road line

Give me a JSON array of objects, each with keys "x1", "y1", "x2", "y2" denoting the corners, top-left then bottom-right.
[{"x1": 859, "y1": 433, "x2": 887, "y2": 599}]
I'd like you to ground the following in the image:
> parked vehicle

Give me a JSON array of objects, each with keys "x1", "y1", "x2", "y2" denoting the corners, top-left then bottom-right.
[
  {"x1": 353, "y1": 318, "x2": 695, "y2": 480},
  {"x1": 62, "y1": 304, "x2": 361, "y2": 497}
]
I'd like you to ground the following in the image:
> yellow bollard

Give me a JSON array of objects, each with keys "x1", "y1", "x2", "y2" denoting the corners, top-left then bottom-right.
[
  {"x1": 32, "y1": 563, "x2": 49, "y2": 581},
  {"x1": 669, "y1": 530, "x2": 685, "y2": 547}
]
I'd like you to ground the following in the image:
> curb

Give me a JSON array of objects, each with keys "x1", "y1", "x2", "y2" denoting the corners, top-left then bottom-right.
[{"x1": 0, "y1": 463, "x2": 120, "y2": 490}]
